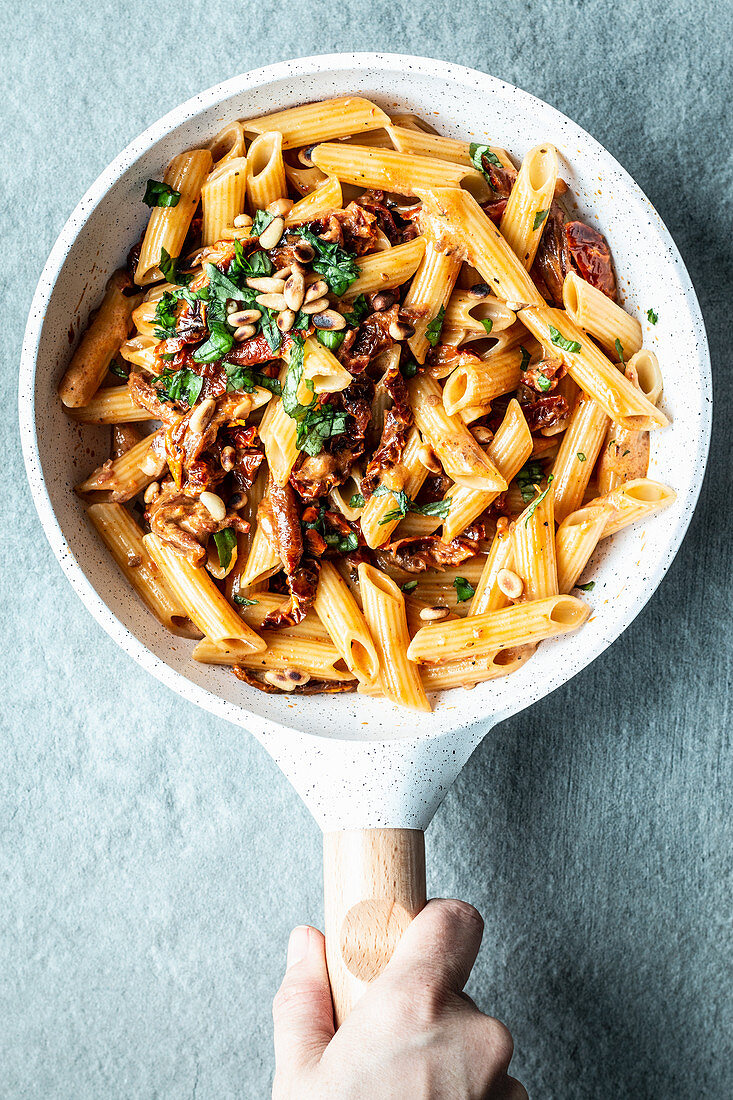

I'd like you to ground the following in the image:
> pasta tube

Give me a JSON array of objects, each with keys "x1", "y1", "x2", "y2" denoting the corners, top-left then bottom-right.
[
  {"x1": 358, "y1": 564, "x2": 430, "y2": 711},
  {"x1": 314, "y1": 562, "x2": 380, "y2": 684},
  {"x1": 136, "y1": 149, "x2": 213, "y2": 284},
  {"x1": 500, "y1": 144, "x2": 558, "y2": 269}
]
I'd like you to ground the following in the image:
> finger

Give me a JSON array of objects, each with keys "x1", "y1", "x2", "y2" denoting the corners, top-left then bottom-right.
[
  {"x1": 383, "y1": 898, "x2": 484, "y2": 994},
  {"x1": 491, "y1": 1075, "x2": 529, "y2": 1100},
  {"x1": 272, "y1": 925, "x2": 334, "y2": 1088}
]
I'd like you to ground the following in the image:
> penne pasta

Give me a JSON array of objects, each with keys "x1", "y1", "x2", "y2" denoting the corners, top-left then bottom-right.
[
  {"x1": 341, "y1": 237, "x2": 426, "y2": 300},
  {"x1": 403, "y1": 239, "x2": 463, "y2": 363},
  {"x1": 500, "y1": 144, "x2": 558, "y2": 269},
  {"x1": 202, "y1": 156, "x2": 248, "y2": 246},
  {"x1": 563, "y1": 270, "x2": 643, "y2": 359},
  {"x1": 75, "y1": 430, "x2": 164, "y2": 501},
  {"x1": 442, "y1": 348, "x2": 523, "y2": 416},
  {"x1": 193, "y1": 635, "x2": 353, "y2": 681},
  {"x1": 311, "y1": 144, "x2": 487, "y2": 198},
  {"x1": 512, "y1": 483, "x2": 558, "y2": 601},
  {"x1": 469, "y1": 528, "x2": 515, "y2": 615},
  {"x1": 66, "y1": 385, "x2": 156, "y2": 424},
  {"x1": 136, "y1": 148, "x2": 213, "y2": 284},
  {"x1": 314, "y1": 562, "x2": 380, "y2": 684},
  {"x1": 360, "y1": 428, "x2": 429, "y2": 549},
  {"x1": 284, "y1": 176, "x2": 343, "y2": 225},
  {"x1": 550, "y1": 390, "x2": 610, "y2": 523},
  {"x1": 246, "y1": 132, "x2": 288, "y2": 212},
  {"x1": 358, "y1": 564, "x2": 430, "y2": 711},
  {"x1": 555, "y1": 503, "x2": 615, "y2": 594},
  {"x1": 241, "y1": 97, "x2": 390, "y2": 148},
  {"x1": 586, "y1": 479, "x2": 677, "y2": 537},
  {"x1": 387, "y1": 125, "x2": 513, "y2": 170}
]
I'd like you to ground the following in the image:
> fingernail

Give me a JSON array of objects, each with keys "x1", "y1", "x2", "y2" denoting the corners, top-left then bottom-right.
[{"x1": 286, "y1": 925, "x2": 310, "y2": 970}]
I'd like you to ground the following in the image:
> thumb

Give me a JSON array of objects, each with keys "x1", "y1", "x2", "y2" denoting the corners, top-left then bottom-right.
[
  {"x1": 381, "y1": 898, "x2": 485, "y2": 995},
  {"x1": 272, "y1": 925, "x2": 334, "y2": 1092}
]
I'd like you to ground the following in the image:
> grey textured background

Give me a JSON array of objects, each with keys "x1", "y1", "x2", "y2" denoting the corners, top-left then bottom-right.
[{"x1": 3, "y1": 1, "x2": 732, "y2": 1097}]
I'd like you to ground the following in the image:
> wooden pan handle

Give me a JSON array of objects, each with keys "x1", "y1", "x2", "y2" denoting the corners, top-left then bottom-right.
[{"x1": 323, "y1": 828, "x2": 426, "y2": 1025}]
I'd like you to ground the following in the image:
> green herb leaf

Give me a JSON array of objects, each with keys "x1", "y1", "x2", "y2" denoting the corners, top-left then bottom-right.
[
  {"x1": 251, "y1": 210, "x2": 274, "y2": 236},
  {"x1": 519, "y1": 346, "x2": 531, "y2": 372},
  {"x1": 317, "y1": 329, "x2": 346, "y2": 352},
  {"x1": 348, "y1": 492, "x2": 365, "y2": 509},
  {"x1": 232, "y1": 595, "x2": 259, "y2": 607},
  {"x1": 412, "y1": 497, "x2": 451, "y2": 519},
  {"x1": 532, "y1": 208, "x2": 549, "y2": 231},
  {"x1": 225, "y1": 363, "x2": 282, "y2": 395},
  {"x1": 109, "y1": 359, "x2": 128, "y2": 379},
  {"x1": 647, "y1": 308, "x2": 658, "y2": 325},
  {"x1": 575, "y1": 580, "x2": 595, "y2": 592},
  {"x1": 401, "y1": 580, "x2": 418, "y2": 594},
  {"x1": 577, "y1": 452, "x2": 586, "y2": 462},
  {"x1": 229, "y1": 239, "x2": 273, "y2": 279},
  {"x1": 159, "y1": 247, "x2": 192, "y2": 286},
  {"x1": 156, "y1": 368, "x2": 203, "y2": 407},
  {"x1": 259, "y1": 308, "x2": 282, "y2": 353},
  {"x1": 213, "y1": 528, "x2": 237, "y2": 571},
  {"x1": 469, "y1": 143, "x2": 503, "y2": 185},
  {"x1": 153, "y1": 291, "x2": 179, "y2": 339},
  {"x1": 614, "y1": 338, "x2": 625, "y2": 364},
  {"x1": 425, "y1": 305, "x2": 446, "y2": 348},
  {"x1": 536, "y1": 372, "x2": 552, "y2": 392},
  {"x1": 342, "y1": 294, "x2": 369, "y2": 327},
  {"x1": 334, "y1": 531, "x2": 359, "y2": 553},
  {"x1": 549, "y1": 325, "x2": 581, "y2": 354},
  {"x1": 295, "y1": 227, "x2": 359, "y2": 296},
  {"x1": 480, "y1": 317, "x2": 494, "y2": 335},
  {"x1": 622, "y1": 449, "x2": 630, "y2": 456},
  {"x1": 144, "y1": 179, "x2": 181, "y2": 208},
  {"x1": 517, "y1": 458, "x2": 544, "y2": 503},
  {"x1": 374, "y1": 486, "x2": 451, "y2": 523},
  {"x1": 281, "y1": 336, "x2": 346, "y2": 456},
  {"x1": 524, "y1": 474, "x2": 554, "y2": 526},
  {"x1": 453, "y1": 576, "x2": 475, "y2": 602},
  {"x1": 193, "y1": 320, "x2": 235, "y2": 363},
  {"x1": 401, "y1": 360, "x2": 419, "y2": 379}
]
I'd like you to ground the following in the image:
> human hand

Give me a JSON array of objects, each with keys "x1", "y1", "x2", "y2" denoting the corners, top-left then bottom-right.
[{"x1": 272, "y1": 899, "x2": 527, "y2": 1099}]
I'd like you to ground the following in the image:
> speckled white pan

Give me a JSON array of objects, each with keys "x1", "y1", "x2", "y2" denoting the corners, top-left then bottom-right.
[{"x1": 20, "y1": 54, "x2": 710, "y2": 830}]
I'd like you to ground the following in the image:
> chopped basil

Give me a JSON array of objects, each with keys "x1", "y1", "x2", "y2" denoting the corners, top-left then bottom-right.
[
  {"x1": 517, "y1": 458, "x2": 544, "y2": 503},
  {"x1": 193, "y1": 320, "x2": 234, "y2": 363},
  {"x1": 519, "y1": 346, "x2": 531, "y2": 372},
  {"x1": 143, "y1": 179, "x2": 181, "y2": 207},
  {"x1": 375, "y1": 486, "x2": 451, "y2": 525},
  {"x1": 608, "y1": 438, "x2": 617, "y2": 449},
  {"x1": 295, "y1": 227, "x2": 359, "y2": 296},
  {"x1": 532, "y1": 208, "x2": 549, "y2": 231},
  {"x1": 225, "y1": 363, "x2": 282, "y2": 395},
  {"x1": 524, "y1": 474, "x2": 554, "y2": 526},
  {"x1": 575, "y1": 580, "x2": 595, "y2": 592},
  {"x1": 549, "y1": 325, "x2": 581, "y2": 354},
  {"x1": 159, "y1": 247, "x2": 192, "y2": 286},
  {"x1": 647, "y1": 308, "x2": 658, "y2": 325},
  {"x1": 425, "y1": 305, "x2": 446, "y2": 348},
  {"x1": 453, "y1": 576, "x2": 475, "y2": 602},
  {"x1": 251, "y1": 209, "x2": 274, "y2": 236},
  {"x1": 536, "y1": 372, "x2": 552, "y2": 392},
  {"x1": 281, "y1": 335, "x2": 347, "y2": 456},
  {"x1": 156, "y1": 368, "x2": 203, "y2": 407},
  {"x1": 258, "y1": 307, "x2": 282, "y2": 353},
  {"x1": 213, "y1": 528, "x2": 237, "y2": 570},
  {"x1": 614, "y1": 338, "x2": 625, "y2": 364},
  {"x1": 109, "y1": 359, "x2": 128, "y2": 379},
  {"x1": 229, "y1": 239, "x2": 273, "y2": 279},
  {"x1": 153, "y1": 291, "x2": 179, "y2": 339},
  {"x1": 342, "y1": 294, "x2": 369, "y2": 327},
  {"x1": 401, "y1": 580, "x2": 418, "y2": 594},
  {"x1": 325, "y1": 531, "x2": 359, "y2": 553},
  {"x1": 577, "y1": 452, "x2": 586, "y2": 462},
  {"x1": 622, "y1": 449, "x2": 630, "y2": 456},
  {"x1": 233, "y1": 595, "x2": 259, "y2": 608},
  {"x1": 480, "y1": 317, "x2": 494, "y2": 335},
  {"x1": 401, "y1": 360, "x2": 419, "y2": 379},
  {"x1": 317, "y1": 329, "x2": 346, "y2": 352},
  {"x1": 469, "y1": 142, "x2": 503, "y2": 185},
  {"x1": 348, "y1": 492, "x2": 365, "y2": 509}
]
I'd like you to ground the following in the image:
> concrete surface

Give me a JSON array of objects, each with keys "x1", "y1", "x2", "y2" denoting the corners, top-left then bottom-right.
[{"x1": 2, "y1": 1, "x2": 731, "y2": 1096}]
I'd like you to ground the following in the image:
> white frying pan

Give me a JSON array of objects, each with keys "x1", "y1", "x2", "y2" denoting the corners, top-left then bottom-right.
[{"x1": 20, "y1": 54, "x2": 711, "y2": 1022}]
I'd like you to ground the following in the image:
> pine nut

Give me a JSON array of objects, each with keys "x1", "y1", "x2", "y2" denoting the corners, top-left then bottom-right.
[
  {"x1": 200, "y1": 491, "x2": 226, "y2": 521},
  {"x1": 371, "y1": 290, "x2": 396, "y2": 311},
  {"x1": 263, "y1": 668, "x2": 310, "y2": 690},
  {"x1": 293, "y1": 240, "x2": 315, "y2": 263},
  {"x1": 255, "y1": 292, "x2": 288, "y2": 311},
  {"x1": 298, "y1": 146, "x2": 316, "y2": 167},
  {"x1": 417, "y1": 445, "x2": 441, "y2": 473},
  {"x1": 496, "y1": 516, "x2": 510, "y2": 537},
  {"x1": 221, "y1": 446, "x2": 236, "y2": 472},
  {"x1": 283, "y1": 271, "x2": 305, "y2": 311},
  {"x1": 313, "y1": 309, "x2": 346, "y2": 331},
  {"x1": 233, "y1": 213, "x2": 253, "y2": 228},
  {"x1": 304, "y1": 279, "x2": 329, "y2": 303},
  {"x1": 234, "y1": 324, "x2": 257, "y2": 341},
  {"x1": 232, "y1": 398, "x2": 252, "y2": 419},
  {"x1": 140, "y1": 452, "x2": 163, "y2": 477},
  {"x1": 497, "y1": 568, "x2": 523, "y2": 600},
  {"x1": 504, "y1": 302, "x2": 528, "y2": 312},
  {"x1": 266, "y1": 197, "x2": 294, "y2": 217},
  {"x1": 273, "y1": 265, "x2": 292, "y2": 280},
  {"x1": 301, "y1": 297, "x2": 329, "y2": 315},
  {"x1": 389, "y1": 319, "x2": 415, "y2": 340},
  {"x1": 143, "y1": 481, "x2": 160, "y2": 503},
  {"x1": 471, "y1": 425, "x2": 493, "y2": 444},
  {"x1": 468, "y1": 282, "x2": 490, "y2": 298},
  {"x1": 277, "y1": 309, "x2": 295, "y2": 333},
  {"x1": 228, "y1": 308, "x2": 261, "y2": 326},
  {"x1": 419, "y1": 605, "x2": 450, "y2": 622},
  {"x1": 228, "y1": 491, "x2": 248, "y2": 510},
  {"x1": 245, "y1": 276, "x2": 285, "y2": 293},
  {"x1": 226, "y1": 299, "x2": 242, "y2": 315},
  {"x1": 189, "y1": 396, "x2": 216, "y2": 435},
  {"x1": 258, "y1": 216, "x2": 284, "y2": 250}
]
